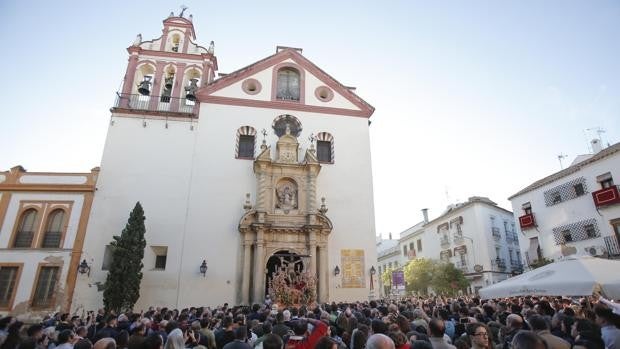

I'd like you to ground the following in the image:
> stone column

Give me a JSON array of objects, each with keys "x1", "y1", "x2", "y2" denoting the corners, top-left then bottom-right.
[
  {"x1": 308, "y1": 230, "x2": 317, "y2": 276},
  {"x1": 241, "y1": 234, "x2": 253, "y2": 305},
  {"x1": 170, "y1": 63, "x2": 186, "y2": 112},
  {"x1": 120, "y1": 53, "x2": 139, "y2": 108},
  {"x1": 318, "y1": 245, "x2": 328, "y2": 302},
  {"x1": 253, "y1": 228, "x2": 266, "y2": 302},
  {"x1": 148, "y1": 61, "x2": 167, "y2": 110}
]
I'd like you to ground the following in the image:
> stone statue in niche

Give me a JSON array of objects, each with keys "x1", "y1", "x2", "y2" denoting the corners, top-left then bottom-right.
[{"x1": 276, "y1": 181, "x2": 298, "y2": 211}]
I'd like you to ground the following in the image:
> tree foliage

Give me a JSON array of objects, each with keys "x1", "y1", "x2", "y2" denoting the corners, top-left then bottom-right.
[
  {"x1": 403, "y1": 258, "x2": 435, "y2": 295},
  {"x1": 103, "y1": 202, "x2": 147, "y2": 313},
  {"x1": 431, "y1": 262, "x2": 470, "y2": 295},
  {"x1": 403, "y1": 258, "x2": 470, "y2": 296}
]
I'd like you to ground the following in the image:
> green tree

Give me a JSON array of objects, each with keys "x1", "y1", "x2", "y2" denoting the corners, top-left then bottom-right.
[
  {"x1": 431, "y1": 262, "x2": 470, "y2": 295},
  {"x1": 103, "y1": 202, "x2": 147, "y2": 313},
  {"x1": 403, "y1": 258, "x2": 435, "y2": 295},
  {"x1": 381, "y1": 267, "x2": 394, "y2": 296}
]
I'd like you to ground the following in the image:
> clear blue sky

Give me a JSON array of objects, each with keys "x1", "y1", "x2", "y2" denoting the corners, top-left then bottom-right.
[{"x1": 1, "y1": 1, "x2": 619, "y2": 237}]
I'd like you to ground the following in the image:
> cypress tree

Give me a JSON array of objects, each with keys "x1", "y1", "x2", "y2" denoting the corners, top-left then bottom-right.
[{"x1": 103, "y1": 202, "x2": 146, "y2": 313}]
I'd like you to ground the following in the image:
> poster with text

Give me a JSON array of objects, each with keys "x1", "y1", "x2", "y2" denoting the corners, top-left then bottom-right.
[{"x1": 341, "y1": 249, "x2": 365, "y2": 288}]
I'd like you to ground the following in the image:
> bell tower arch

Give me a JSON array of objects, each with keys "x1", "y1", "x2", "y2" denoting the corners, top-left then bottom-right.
[{"x1": 114, "y1": 9, "x2": 217, "y2": 119}]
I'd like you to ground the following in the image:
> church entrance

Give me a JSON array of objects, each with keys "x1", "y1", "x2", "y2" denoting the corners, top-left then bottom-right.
[{"x1": 265, "y1": 251, "x2": 305, "y2": 296}]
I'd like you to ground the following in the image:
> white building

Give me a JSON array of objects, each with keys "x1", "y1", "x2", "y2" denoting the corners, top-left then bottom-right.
[
  {"x1": 0, "y1": 166, "x2": 98, "y2": 316},
  {"x1": 509, "y1": 140, "x2": 620, "y2": 267},
  {"x1": 377, "y1": 197, "x2": 522, "y2": 295},
  {"x1": 72, "y1": 12, "x2": 378, "y2": 310}
]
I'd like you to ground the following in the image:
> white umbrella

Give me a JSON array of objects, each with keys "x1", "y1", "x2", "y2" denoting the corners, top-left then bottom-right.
[{"x1": 478, "y1": 256, "x2": 620, "y2": 299}]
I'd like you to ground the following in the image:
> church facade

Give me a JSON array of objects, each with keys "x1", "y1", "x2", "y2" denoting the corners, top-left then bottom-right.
[{"x1": 72, "y1": 12, "x2": 378, "y2": 310}]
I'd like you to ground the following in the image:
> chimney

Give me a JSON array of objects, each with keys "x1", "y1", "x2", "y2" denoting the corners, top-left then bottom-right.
[
  {"x1": 421, "y1": 208, "x2": 429, "y2": 224},
  {"x1": 591, "y1": 139, "x2": 603, "y2": 153}
]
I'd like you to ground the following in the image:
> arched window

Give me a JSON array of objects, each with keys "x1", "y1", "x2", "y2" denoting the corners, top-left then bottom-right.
[
  {"x1": 276, "y1": 68, "x2": 300, "y2": 101},
  {"x1": 316, "y1": 132, "x2": 334, "y2": 163},
  {"x1": 236, "y1": 126, "x2": 257, "y2": 159},
  {"x1": 272, "y1": 115, "x2": 302, "y2": 138},
  {"x1": 41, "y1": 209, "x2": 64, "y2": 248},
  {"x1": 13, "y1": 209, "x2": 38, "y2": 248}
]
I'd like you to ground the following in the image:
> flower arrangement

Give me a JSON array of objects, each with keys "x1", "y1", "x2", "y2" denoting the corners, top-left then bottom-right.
[{"x1": 268, "y1": 270, "x2": 317, "y2": 306}]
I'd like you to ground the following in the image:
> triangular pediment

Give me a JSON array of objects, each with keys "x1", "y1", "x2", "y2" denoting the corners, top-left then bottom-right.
[{"x1": 196, "y1": 48, "x2": 374, "y2": 118}]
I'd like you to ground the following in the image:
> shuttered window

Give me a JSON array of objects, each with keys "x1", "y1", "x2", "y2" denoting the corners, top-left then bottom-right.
[
  {"x1": 13, "y1": 209, "x2": 37, "y2": 248},
  {"x1": 32, "y1": 266, "x2": 59, "y2": 308},
  {"x1": 42, "y1": 210, "x2": 64, "y2": 248},
  {"x1": 0, "y1": 267, "x2": 19, "y2": 308}
]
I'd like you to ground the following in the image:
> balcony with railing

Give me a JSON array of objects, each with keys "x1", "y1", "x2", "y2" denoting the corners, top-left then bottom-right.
[
  {"x1": 494, "y1": 257, "x2": 506, "y2": 270},
  {"x1": 519, "y1": 213, "x2": 536, "y2": 230},
  {"x1": 604, "y1": 235, "x2": 620, "y2": 256},
  {"x1": 455, "y1": 261, "x2": 469, "y2": 273},
  {"x1": 592, "y1": 186, "x2": 620, "y2": 208},
  {"x1": 492, "y1": 227, "x2": 501, "y2": 240},
  {"x1": 510, "y1": 259, "x2": 524, "y2": 273},
  {"x1": 112, "y1": 93, "x2": 199, "y2": 117},
  {"x1": 453, "y1": 233, "x2": 464, "y2": 244},
  {"x1": 440, "y1": 235, "x2": 450, "y2": 248}
]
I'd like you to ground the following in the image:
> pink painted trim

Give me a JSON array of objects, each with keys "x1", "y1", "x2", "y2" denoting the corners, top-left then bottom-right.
[
  {"x1": 314, "y1": 86, "x2": 334, "y2": 102},
  {"x1": 182, "y1": 29, "x2": 191, "y2": 53},
  {"x1": 241, "y1": 78, "x2": 262, "y2": 95},
  {"x1": 271, "y1": 62, "x2": 305, "y2": 104},
  {"x1": 159, "y1": 28, "x2": 168, "y2": 52},
  {"x1": 170, "y1": 63, "x2": 186, "y2": 101},
  {"x1": 197, "y1": 48, "x2": 374, "y2": 117},
  {"x1": 163, "y1": 17, "x2": 196, "y2": 40},
  {"x1": 202, "y1": 95, "x2": 372, "y2": 118},
  {"x1": 121, "y1": 55, "x2": 139, "y2": 97}
]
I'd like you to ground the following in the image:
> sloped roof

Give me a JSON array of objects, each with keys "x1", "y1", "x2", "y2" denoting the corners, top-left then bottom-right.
[
  {"x1": 196, "y1": 48, "x2": 375, "y2": 117},
  {"x1": 508, "y1": 141, "x2": 620, "y2": 200}
]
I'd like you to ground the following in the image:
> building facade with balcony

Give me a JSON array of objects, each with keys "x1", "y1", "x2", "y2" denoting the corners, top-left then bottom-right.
[
  {"x1": 509, "y1": 140, "x2": 620, "y2": 267},
  {"x1": 376, "y1": 198, "x2": 520, "y2": 296},
  {"x1": 422, "y1": 197, "x2": 521, "y2": 294},
  {"x1": 0, "y1": 166, "x2": 98, "y2": 316}
]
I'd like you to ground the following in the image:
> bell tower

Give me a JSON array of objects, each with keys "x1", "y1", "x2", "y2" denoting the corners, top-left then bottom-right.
[{"x1": 113, "y1": 8, "x2": 217, "y2": 119}]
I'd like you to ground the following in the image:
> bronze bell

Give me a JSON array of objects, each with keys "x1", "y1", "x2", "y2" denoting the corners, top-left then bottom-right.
[
  {"x1": 137, "y1": 76, "x2": 152, "y2": 96},
  {"x1": 164, "y1": 76, "x2": 174, "y2": 90},
  {"x1": 185, "y1": 78, "x2": 199, "y2": 101}
]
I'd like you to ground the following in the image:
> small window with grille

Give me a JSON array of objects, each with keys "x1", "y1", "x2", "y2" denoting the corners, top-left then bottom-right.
[
  {"x1": 562, "y1": 230, "x2": 573, "y2": 243},
  {"x1": 238, "y1": 135, "x2": 255, "y2": 158},
  {"x1": 317, "y1": 141, "x2": 332, "y2": 162},
  {"x1": 574, "y1": 183, "x2": 585, "y2": 196},
  {"x1": 584, "y1": 225, "x2": 597, "y2": 238},
  {"x1": 32, "y1": 266, "x2": 59, "y2": 308}
]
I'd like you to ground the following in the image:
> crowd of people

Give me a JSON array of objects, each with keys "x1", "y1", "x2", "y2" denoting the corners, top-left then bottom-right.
[{"x1": 0, "y1": 295, "x2": 619, "y2": 349}]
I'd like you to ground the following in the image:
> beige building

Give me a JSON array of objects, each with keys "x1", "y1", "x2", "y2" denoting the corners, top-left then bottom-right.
[{"x1": 0, "y1": 166, "x2": 97, "y2": 316}]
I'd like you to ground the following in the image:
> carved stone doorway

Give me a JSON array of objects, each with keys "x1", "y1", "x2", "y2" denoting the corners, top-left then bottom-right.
[{"x1": 265, "y1": 250, "x2": 305, "y2": 296}]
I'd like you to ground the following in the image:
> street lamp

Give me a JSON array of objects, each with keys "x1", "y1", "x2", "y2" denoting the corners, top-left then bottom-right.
[
  {"x1": 370, "y1": 266, "x2": 376, "y2": 275},
  {"x1": 334, "y1": 266, "x2": 340, "y2": 276},
  {"x1": 199, "y1": 260, "x2": 208, "y2": 277},
  {"x1": 78, "y1": 259, "x2": 91, "y2": 277}
]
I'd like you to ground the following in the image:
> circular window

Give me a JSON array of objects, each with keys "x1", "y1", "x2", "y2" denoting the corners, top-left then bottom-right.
[
  {"x1": 242, "y1": 78, "x2": 262, "y2": 95},
  {"x1": 314, "y1": 86, "x2": 334, "y2": 102}
]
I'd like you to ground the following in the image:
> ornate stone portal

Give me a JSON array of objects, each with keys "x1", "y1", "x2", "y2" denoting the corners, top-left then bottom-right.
[{"x1": 238, "y1": 129, "x2": 332, "y2": 304}]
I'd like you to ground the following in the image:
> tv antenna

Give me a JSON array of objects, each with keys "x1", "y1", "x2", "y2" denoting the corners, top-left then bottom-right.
[{"x1": 557, "y1": 154, "x2": 568, "y2": 170}]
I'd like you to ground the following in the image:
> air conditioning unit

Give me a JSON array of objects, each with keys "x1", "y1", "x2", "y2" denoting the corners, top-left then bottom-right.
[{"x1": 585, "y1": 246, "x2": 605, "y2": 256}]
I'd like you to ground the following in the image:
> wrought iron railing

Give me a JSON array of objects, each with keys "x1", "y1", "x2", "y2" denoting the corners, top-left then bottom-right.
[
  {"x1": 455, "y1": 261, "x2": 469, "y2": 273},
  {"x1": 113, "y1": 93, "x2": 198, "y2": 115},
  {"x1": 495, "y1": 257, "x2": 506, "y2": 270},
  {"x1": 605, "y1": 235, "x2": 620, "y2": 256},
  {"x1": 492, "y1": 227, "x2": 501, "y2": 240},
  {"x1": 440, "y1": 236, "x2": 450, "y2": 247}
]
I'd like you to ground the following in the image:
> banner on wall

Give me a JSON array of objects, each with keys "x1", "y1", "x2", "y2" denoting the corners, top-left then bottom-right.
[
  {"x1": 392, "y1": 270, "x2": 405, "y2": 291},
  {"x1": 341, "y1": 249, "x2": 365, "y2": 288}
]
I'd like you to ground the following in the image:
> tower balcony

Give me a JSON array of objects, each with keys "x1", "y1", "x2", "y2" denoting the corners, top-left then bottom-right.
[
  {"x1": 112, "y1": 93, "x2": 199, "y2": 117},
  {"x1": 491, "y1": 227, "x2": 501, "y2": 240}
]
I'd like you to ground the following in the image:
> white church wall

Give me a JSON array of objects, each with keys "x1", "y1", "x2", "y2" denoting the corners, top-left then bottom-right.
[{"x1": 74, "y1": 116, "x2": 197, "y2": 311}]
